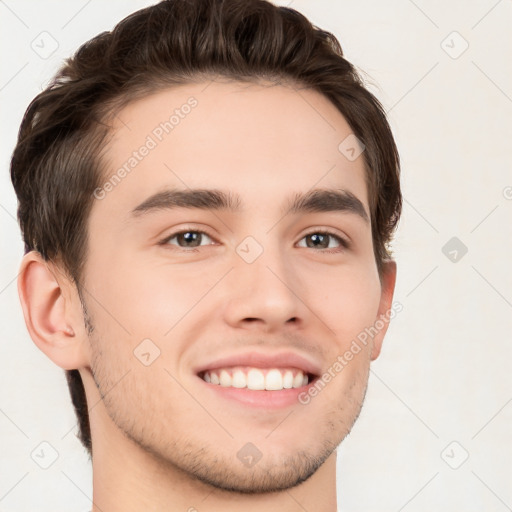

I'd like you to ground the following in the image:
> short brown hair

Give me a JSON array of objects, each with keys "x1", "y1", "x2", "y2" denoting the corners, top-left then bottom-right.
[{"x1": 10, "y1": 0, "x2": 401, "y2": 458}]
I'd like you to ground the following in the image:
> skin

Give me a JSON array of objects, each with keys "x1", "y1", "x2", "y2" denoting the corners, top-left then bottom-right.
[{"x1": 18, "y1": 80, "x2": 396, "y2": 512}]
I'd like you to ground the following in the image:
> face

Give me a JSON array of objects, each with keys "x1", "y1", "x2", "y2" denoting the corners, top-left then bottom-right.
[{"x1": 79, "y1": 80, "x2": 395, "y2": 493}]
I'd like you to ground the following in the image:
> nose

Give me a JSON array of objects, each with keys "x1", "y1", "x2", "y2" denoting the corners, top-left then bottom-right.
[{"x1": 221, "y1": 243, "x2": 306, "y2": 333}]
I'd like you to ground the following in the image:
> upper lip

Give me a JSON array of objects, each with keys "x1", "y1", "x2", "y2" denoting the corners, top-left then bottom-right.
[{"x1": 193, "y1": 350, "x2": 322, "y2": 377}]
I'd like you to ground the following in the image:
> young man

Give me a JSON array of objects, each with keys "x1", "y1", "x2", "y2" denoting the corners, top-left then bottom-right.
[{"x1": 10, "y1": 0, "x2": 401, "y2": 510}]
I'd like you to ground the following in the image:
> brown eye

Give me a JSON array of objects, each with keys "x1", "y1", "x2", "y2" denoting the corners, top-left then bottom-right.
[
  {"x1": 163, "y1": 230, "x2": 215, "y2": 249},
  {"x1": 298, "y1": 231, "x2": 349, "y2": 251}
]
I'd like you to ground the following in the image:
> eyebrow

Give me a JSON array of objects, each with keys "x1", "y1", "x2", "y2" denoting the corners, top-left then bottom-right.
[{"x1": 130, "y1": 187, "x2": 369, "y2": 223}]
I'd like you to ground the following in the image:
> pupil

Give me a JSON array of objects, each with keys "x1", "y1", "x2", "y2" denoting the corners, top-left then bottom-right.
[
  {"x1": 181, "y1": 232, "x2": 199, "y2": 246},
  {"x1": 309, "y1": 233, "x2": 326, "y2": 248}
]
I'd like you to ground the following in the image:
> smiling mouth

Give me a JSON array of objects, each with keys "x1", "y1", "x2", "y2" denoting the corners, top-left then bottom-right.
[{"x1": 197, "y1": 366, "x2": 318, "y2": 391}]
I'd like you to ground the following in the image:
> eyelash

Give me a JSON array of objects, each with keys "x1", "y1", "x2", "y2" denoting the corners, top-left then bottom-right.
[{"x1": 159, "y1": 228, "x2": 350, "y2": 253}]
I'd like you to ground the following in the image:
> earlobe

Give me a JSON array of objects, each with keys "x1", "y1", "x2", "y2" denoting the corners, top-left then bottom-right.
[
  {"x1": 370, "y1": 259, "x2": 397, "y2": 361},
  {"x1": 17, "y1": 251, "x2": 90, "y2": 370}
]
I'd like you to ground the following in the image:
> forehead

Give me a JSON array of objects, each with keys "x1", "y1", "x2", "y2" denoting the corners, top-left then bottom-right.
[{"x1": 95, "y1": 80, "x2": 369, "y2": 221}]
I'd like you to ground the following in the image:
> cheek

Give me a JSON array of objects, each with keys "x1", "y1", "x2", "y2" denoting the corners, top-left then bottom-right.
[
  {"x1": 308, "y1": 263, "x2": 382, "y2": 347},
  {"x1": 85, "y1": 253, "x2": 218, "y2": 337}
]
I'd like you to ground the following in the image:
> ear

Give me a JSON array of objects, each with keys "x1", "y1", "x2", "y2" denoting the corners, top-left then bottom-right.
[
  {"x1": 370, "y1": 259, "x2": 397, "y2": 361},
  {"x1": 17, "y1": 251, "x2": 90, "y2": 370}
]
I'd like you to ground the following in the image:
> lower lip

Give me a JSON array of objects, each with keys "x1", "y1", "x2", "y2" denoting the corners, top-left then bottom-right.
[{"x1": 196, "y1": 375, "x2": 317, "y2": 409}]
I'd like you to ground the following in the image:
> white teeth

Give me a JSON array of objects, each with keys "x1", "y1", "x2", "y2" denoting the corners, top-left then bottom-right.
[
  {"x1": 201, "y1": 366, "x2": 310, "y2": 391},
  {"x1": 219, "y1": 370, "x2": 232, "y2": 387},
  {"x1": 293, "y1": 372, "x2": 304, "y2": 388},
  {"x1": 247, "y1": 368, "x2": 265, "y2": 390},
  {"x1": 265, "y1": 369, "x2": 283, "y2": 390},
  {"x1": 282, "y1": 370, "x2": 294, "y2": 389},
  {"x1": 232, "y1": 370, "x2": 247, "y2": 388}
]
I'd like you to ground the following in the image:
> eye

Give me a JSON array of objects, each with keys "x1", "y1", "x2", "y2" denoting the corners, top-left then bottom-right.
[
  {"x1": 159, "y1": 228, "x2": 349, "y2": 253},
  {"x1": 160, "y1": 229, "x2": 216, "y2": 250},
  {"x1": 297, "y1": 231, "x2": 349, "y2": 252}
]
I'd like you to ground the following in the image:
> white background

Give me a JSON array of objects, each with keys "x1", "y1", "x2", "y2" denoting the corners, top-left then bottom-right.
[{"x1": 1, "y1": 1, "x2": 511, "y2": 511}]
